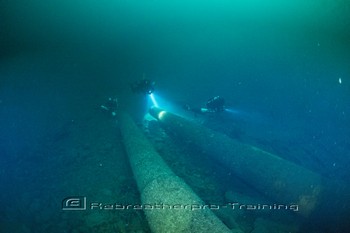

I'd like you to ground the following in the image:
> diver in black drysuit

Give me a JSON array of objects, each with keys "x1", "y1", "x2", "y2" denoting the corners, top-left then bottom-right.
[
  {"x1": 130, "y1": 79, "x2": 155, "y2": 95},
  {"x1": 183, "y1": 96, "x2": 225, "y2": 115}
]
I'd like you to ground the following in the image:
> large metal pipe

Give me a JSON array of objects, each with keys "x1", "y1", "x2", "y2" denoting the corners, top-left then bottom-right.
[
  {"x1": 149, "y1": 107, "x2": 324, "y2": 217},
  {"x1": 118, "y1": 112, "x2": 233, "y2": 233}
]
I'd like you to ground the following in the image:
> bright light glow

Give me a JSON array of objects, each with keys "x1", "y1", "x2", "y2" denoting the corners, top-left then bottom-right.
[
  {"x1": 225, "y1": 108, "x2": 241, "y2": 114},
  {"x1": 224, "y1": 108, "x2": 250, "y2": 119},
  {"x1": 158, "y1": 111, "x2": 166, "y2": 120},
  {"x1": 147, "y1": 93, "x2": 183, "y2": 117},
  {"x1": 149, "y1": 93, "x2": 159, "y2": 107}
]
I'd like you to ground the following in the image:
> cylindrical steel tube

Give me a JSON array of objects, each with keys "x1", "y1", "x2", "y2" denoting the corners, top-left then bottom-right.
[
  {"x1": 149, "y1": 106, "x2": 323, "y2": 217},
  {"x1": 119, "y1": 112, "x2": 233, "y2": 233}
]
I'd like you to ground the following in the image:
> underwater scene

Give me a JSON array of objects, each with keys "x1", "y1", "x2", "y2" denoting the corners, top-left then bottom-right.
[{"x1": 1, "y1": 1, "x2": 349, "y2": 232}]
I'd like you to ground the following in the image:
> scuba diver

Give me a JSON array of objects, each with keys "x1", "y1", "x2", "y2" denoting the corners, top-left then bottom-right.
[
  {"x1": 100, "y1": 97, "x2": 118, "y2": 117},
  {"x1": 130, "y1": 79, "x2": 155, "y2": 95},
  {"x1": 183, "y1": 96, "x2": 226, "y2": 115},
  {"x1": 206, "y1": 96, "x2": 225, "y2": 112}
]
